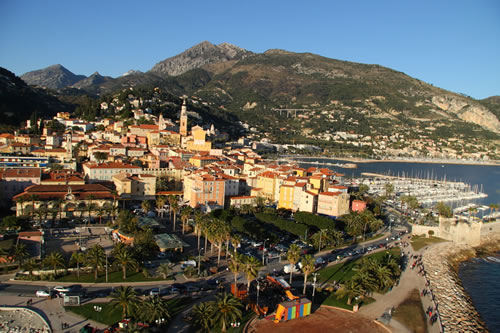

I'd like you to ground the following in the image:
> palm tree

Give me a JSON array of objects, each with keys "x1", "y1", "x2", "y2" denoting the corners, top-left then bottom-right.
[
  {"x1": 23, "y1": 258, "x2": 38, "y2": 277},
  {"x1": 243, "y1": 255, "x2": 261, "y2": 291},
  {"x1": 155, "y1": 196, "x2": 166, "y2": 218},
  {"x1": 29, "y1": 194, "x2": 40, "y2": 219},
  {"x1": 180, "y1": 205, "x2": 193, "y2": 235},
  {"x1": 141, "y1": 200, "x2": 151, "y2": 215},
  {"x1": 287, "y1": 244, "x2": 302, "y2": 284},
  {"x1": 85, "y1": 244, "x2": 105, "y2": 280},
  {"x1": 13, "y1": 243, "x2": 29, "y2": 268},
  {"x1": 210, "y1": 293, "x2": 243, "y2": 332},
  {"x1": 97, "y1": 207, "x2": 107, "y2": 224},
  {"x1": 113, "y1": 246, "x2": 138, "y2": 280},
  {"x1": 372, "y1": 263, "x2": 394, "y2": 292},
  {"x1": 344, "y1": 212, "x2": 363, "y2": 244},
  {"x1": 194, "y1": 209, "x2": 205, "y2": 251},
  {"x1": 353, "y1": 270, "x2": 377, "y2": 296},
  {"x1": 191, "y1": 302, "x2": 214, "y2": 333},
  {"x1": 228, "y1": 252, "x2": 243, "y2": 296},
  {"x1": 17, "y1": 196, "x2": 27, "y2": 217},
  {"x1": 52, "y1": 198, "x2": 64, "y2": 223},
  {"x1": 110, "y1": 286, "x2": 140, "y2": 319},
  {"x1": 335, "y1": 279, "x2": 364, "y2": 305},
  {"x1": 436, "y1": 201, "x2": 452, "y2": 218},
  {"x1": 157, "y1": 263, "x2": 170, "y2": 279},
  {"x1": 70, "y1": 251, "x2": 85, "y2": 278},
  {"x1": 43, "y1": 251, "x2": 65, "y2": 276},
  {"x1": 137, "y1": 296, "x2": 170, "y2": 326},
  {"x1": 167, "y1": 195, "x2": 179, "y2": 231},
  {"x1": 301, "y1": 254, "x2": 316, "y2": 294},
  {"x1": 384, "y1": 182, "x2": 394, "y2": 198},
  {"x1": 86, "y1": 194, "x2": 96, "y2": 224}
]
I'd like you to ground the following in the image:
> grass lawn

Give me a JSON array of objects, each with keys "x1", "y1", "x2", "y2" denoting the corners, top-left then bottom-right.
[
  {"x1": 314, "y1": 291, "x2": 375, "y2": 311},
  {"x1": 56, "y1": 270, "x2": 171, "y2": 283},
  {"x1": 410, "y1": 235, "x2": 445, "y2": 251},
  {"x1": 317, "y1": 247, "x2": 400, "y2": 284},
  {"x1": 392, "y1": 289, "x2": 428, "y2": 333},
  {"x1": 65, "y1": 297, "x2": 192, "y2": 327}
]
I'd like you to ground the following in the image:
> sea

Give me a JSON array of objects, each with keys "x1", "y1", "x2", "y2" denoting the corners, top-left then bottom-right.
[{"x1": 291, "y1": 157, "x2": 500, "y2": 332}]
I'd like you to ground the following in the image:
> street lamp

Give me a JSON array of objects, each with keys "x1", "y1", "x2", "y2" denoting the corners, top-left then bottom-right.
[
  {"x1": 256, "y1": 282, "x2": 260, "y2": 307},
  {"x1": 262, "y1": 238, "x2": 269, "y2": 265},
  {"x1": 312, "y1": 273, "x2": 318, "y2": 304},
  {"x1": 198, "y1": 247, "x2": 204, "y2": 276},
  {"x1": 94, "y1": 305, "x2": 102, "y2": 322}
]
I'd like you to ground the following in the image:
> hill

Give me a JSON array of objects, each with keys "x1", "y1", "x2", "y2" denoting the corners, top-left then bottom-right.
[
  {"x1": 0, "y1": 67, "x2": 72, "y2": 127},
  {"x1": 150, "y1": 41, "x2": 252, "y2": 76},
  {"x1": 20, "y1": 64, "x2": 86, "y2": 90}
]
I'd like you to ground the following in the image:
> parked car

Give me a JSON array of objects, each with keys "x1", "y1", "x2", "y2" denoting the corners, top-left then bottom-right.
[
  {"x1": 54, "y1": 286, "x2": 71, "y2": 293},
  {"x1": 149, "y1": 288, "x2": 160, "y2": 296},
  {"x1": 36, "y1": 290, "x2": 50, "y2": 297}
]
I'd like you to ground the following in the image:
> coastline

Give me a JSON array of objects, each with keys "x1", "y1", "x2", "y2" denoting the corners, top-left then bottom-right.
[
  {"x1": 421, "y1": 239, "x2": 500, "y2": 333},
  {"x1": 281, "y1": 155, "x2": 500, "y2": 167}
]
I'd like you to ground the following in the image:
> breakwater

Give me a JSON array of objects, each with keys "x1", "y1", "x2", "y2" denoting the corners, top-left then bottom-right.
[{"x1": 422, "y1": 242, "x2": 498, "y2": 332}]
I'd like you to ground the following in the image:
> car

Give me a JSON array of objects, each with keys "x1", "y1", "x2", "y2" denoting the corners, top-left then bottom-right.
[
  {"x1": 149, "y1": 288, "x2": 160, "y2": 296},
  {"x1": 36, "y1": 290, "x2": 50, "y2": 297},
  {"x1": 53, "y1": 286, "x2": 71, "y2": 294}
]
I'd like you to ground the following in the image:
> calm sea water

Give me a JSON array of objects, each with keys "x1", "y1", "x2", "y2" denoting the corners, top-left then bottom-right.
[
  {"x1": 294, "y1": 158, "x2": 500, "y2": 206},
  {"x1": 459, "y1": 255, "x2": 500, "y2": 333},
  {"x1": 293, "y1": 157, "x2": 500, "y2": 331}
]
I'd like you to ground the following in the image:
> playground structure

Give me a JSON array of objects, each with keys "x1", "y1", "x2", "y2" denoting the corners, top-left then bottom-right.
[
  {"x1": 274, "y1": 298, "x2": 312, "y2": 323},
  {"x1": 231, "y1": 283, "x2": 248, "y2": 299},
  {"x1": 265, "y1": 275, "x2": 312, "y2": 323}
]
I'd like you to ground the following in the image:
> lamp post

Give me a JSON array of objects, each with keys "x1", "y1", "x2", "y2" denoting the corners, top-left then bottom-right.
[
  {"x1": 105, "y1": 253, "x2": 108, "y2": 283},
  {"x1": 262, "y1": 238, "x2": 269, "y2": 266},
  {"x1": 94, "y1": 305, "x2": 102, "y2": 323},
  {"x1": 198, "y1": 247, "x2": 203, "y2": 276},
  {"x1": 312, "y1": 273, "x2": 318, "y2": 304},
  {"x1": 256, "y1": 282, "x2": 260, "y2": 307}
]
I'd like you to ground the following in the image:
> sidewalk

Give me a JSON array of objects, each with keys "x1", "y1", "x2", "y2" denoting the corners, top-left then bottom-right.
[{"x1": 357, "y1": 235, "x2": 442, "y2": 333}]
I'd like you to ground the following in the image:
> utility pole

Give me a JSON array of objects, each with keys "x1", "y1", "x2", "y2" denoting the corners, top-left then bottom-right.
[{"x1": 105, "y1": 253, "x2": 108, "y2": 283}]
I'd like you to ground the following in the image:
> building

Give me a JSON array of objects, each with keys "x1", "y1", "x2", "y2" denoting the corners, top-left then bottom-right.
[
  {"x1": 229, "y1": 196, "x2": 257, "y2": 208},
  {"x1": 278, "y1": 184, "x2": 295, "y2": 210},
  {"x1": 179, "y1": 98, "x2": 188, "y2": 137},
  {"x1": 112, "y1": 173, "x2": 156, "y2": 199},
  {"x1": 351, "y1": 200, "x2": 367, "y2": 212},
  {"x1": 13, "y1": 184, "x2": 117, "y2": 218},
  {"x1": 184, "y1": 173, "x2": 225, "y2": 209},
  {"x1": 0, "y1": 156, "x2": 49, "y2": 169},
  {"x1": 317, "y1": 191, "x2": 349, "y2": 218},
  {"x1": 0, "y1": 168, "x2": 41, "y2": 202},
  {"x1": 82, "y1": 162, "x2": 141, "y2": 182},
  {"x1": 185, "y1": 126, "x2": 212, "y2": 152}
]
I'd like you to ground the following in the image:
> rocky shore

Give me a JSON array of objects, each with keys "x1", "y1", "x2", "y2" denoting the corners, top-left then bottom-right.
[{"x1": 422, "y1": 242, "x2": 490, "y2": 332}]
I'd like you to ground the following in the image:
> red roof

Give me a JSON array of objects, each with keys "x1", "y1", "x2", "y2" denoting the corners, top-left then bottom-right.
[
  {"x1": 319, "y1": 191, "x2": 342, "y2": 197},
  {"x1": 13, "y1": 184, "x2": 116, "y2": 201},
  {"x1": 2, "y1": 168, "x2": 41, "y2": 178}
]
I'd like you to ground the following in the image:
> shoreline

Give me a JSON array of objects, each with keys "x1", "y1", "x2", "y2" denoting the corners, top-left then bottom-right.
[
  {"x1": 280, "y1": 155, "x2": 500, "y2": 167},
  {"x1": 421, "y1": 238, "x2": 500, "y2": 333}
]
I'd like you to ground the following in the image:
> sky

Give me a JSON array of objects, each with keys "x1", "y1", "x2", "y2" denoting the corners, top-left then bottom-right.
[{"x1": 0, "y1": 0, "x2": 499, "y2": 99}]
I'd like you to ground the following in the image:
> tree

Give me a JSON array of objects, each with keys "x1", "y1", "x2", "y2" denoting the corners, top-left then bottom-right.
[
  {"x1": 141, "y1": 200, "x2": 151, "y2": 215},
  {"x1": 118, "y1": 210, "x2": 138, "y2": 235},
  {"x1": 194, "y1": 209, "x2": 205, "y2": 251},
  {"x1": 93, "y1": 152, "x2": 108, "y2": 163},
  {"x1": 86, "y1": 194, "x2": 96, "y2": 222},
  {"x1": 384, "y1": 182, "x2": 394, "y2": 198},
  {"x1": 113, "y1": 246, "x2": 138, "y2": 280},
  {"x1": 243, "y1": 255, "x2": 261, "y2": 291},
  {"x1": 1, "y1": 215, "x2": 20, "y2": 231},
  {"x1": 70, "y1": 251, "x2": 85, "y2": 278},
  {"x1": 191, "y1": 302, "x2": 214, "y2": 333},
  {"x1": 155, "y1": 196, "x2": 166, "y2": 218},
  {"x1": 301, "y1": 254, "x2": 316, "y2": 294},
  {"x1": 210, "y1": 293, "x2": 243, "y2": 332},
  {"x1": 353, "y1": 270, "x2": 377, "y2": 295},
  {"x1": 180, "y1": 205, "x2": 193, "y2": 235},
  {"x1": 287, "y1": 244, "x2": 302, "y2": 284},
  {"x1": 157, "y1": 263, "x2": 170, "y2": 279},
  {"x1": 85, "y1": 244, "x2": 105, "y2": 280},
  {"x1": 13, "y1": 243, "x2": 29, "y2": 268},
  {"x1": 28, "y1": 194, "x2": 40, "y2": 219},
  {"x1": 137, "y1": 296, "x2": 170, "y2": 326},
  {"x1": 335, "y1": 279, "x2": 364, "y2": 305},
  {"x1": 168, "y1": 195, "x2": 179, "y2": 232},
  {"x1": 344, "y1": 212, "x2": 363, "y2": 243},
  {"x1": 436, "y1": 202, "x2": 452, "y2": 218},
  {"x1": 23, "y1": 258, "x2": 38, "y2": 277},
  {"x1": 17, "y1": 196, "x2": 27, "y2": 217},
  {"x1": 43, "y1": 251, "x2": 65, "y2": 276},
  {"x1": 228, "y1": 252, "x2": 243, "y2": 296},
  {"x1": 96, "y1": 207, "x2": 105, "y2": 224},
  {"x1": 110, "y1": 286, "x2": 139, "y2": 319}
]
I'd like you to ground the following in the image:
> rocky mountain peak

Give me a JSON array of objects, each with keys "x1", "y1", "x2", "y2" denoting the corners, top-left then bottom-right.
[
  {"x1": 20, "y1": 64, "x2": 86, "y2": 90},
  {"x1": 149, "y1": 41, "x2": 253, "y2": 76}
]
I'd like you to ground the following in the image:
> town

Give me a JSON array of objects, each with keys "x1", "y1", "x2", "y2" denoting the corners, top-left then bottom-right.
[{"x1": 0, "y1": 93, "x2": 498, "y2": 333}]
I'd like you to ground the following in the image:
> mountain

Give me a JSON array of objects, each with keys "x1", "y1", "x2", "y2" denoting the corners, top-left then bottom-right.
[
  {"x1": 71, "y1": 72, "x2": 113, "y2": 89},
  {"x1": 122, "y1": 69, "x2": 142, "y2": 77},
  {"x1": 20, "y1": 64, "x2": 86, "y2": 90},
  {"x1": 149, "y1": 41, "x2": 252, "y2": 76},
  {"x1": 0, "y1": 67, "x2": 72, "y2": 126}
]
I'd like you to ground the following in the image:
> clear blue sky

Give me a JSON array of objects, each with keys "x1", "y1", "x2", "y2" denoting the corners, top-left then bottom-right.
[{"x1": 1, "y1": 0, "x2": 499, "y2": 99}]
